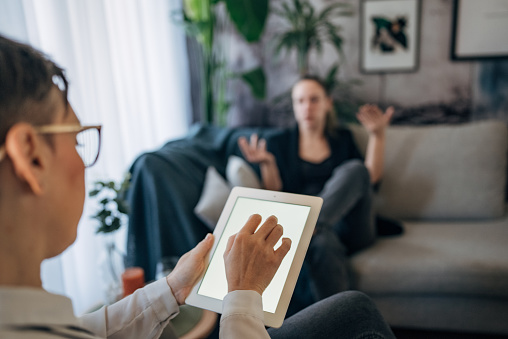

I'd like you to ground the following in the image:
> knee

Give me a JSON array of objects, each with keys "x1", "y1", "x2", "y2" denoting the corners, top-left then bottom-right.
[
  {"x1": 336, "y1": 159, "x2": 370, "y2": 190},
  {"x1": 341, "y1": 290, "x2": 374, "y2": 305},
  {"x1": 308, "y1": 230, "x2": 346, "y2": 258},
  {"x1": 330, "y1": 290, "x2": 380, "y2": 316},
  {"x1": 310, "y1": 229, "x2": 346, "y2": 251}
]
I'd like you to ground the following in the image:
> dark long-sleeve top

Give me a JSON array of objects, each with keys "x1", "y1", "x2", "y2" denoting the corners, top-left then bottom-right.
[{"x1": 265, "y1": 125, "x2": 363, "y2": 195}]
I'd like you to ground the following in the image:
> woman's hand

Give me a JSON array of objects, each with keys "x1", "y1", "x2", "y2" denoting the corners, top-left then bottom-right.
[
  {"x1": 238, "y1": 134, "x2": 275, "y2": 165},
  {"x1": 166, "y1": 233, "x2": 214, "y2": 305},
  {"x1": 238, "y1": 134, "x2": 283, "y2": 191},
  {"x1": 224, "y1": 214, "x2": 291, "y2": 295},
  {"x1": 357, "y1": 104, "x2": 394, "y2": 136}
]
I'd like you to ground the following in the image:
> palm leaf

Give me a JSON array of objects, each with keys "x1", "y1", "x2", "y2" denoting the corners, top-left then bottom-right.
[
  {"x1": 327, "y1": 30, "x2": 344, "y2": 55},
  {"x1": 315, "y1": 38, "x2": 323, "y2": 55},
  {"x1": 274, "y1": 31, "x2": 299, "y2": 56},
  {"x1": 318, "y1": 3, "x2": 352, "y2": 21},
  {"x1": 325, "y1": 63, "x2": 340, "y2": 89},
  {"x1": 293, "y1": 0, "x2": 303, "y2": 14}
]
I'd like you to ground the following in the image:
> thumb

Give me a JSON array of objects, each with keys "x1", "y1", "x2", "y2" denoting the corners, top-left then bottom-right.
[{"x1": 193, "y1": 233, "x2": 214, "y2": 259}]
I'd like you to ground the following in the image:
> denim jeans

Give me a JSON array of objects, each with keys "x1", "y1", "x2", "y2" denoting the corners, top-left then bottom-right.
[
  {"x1": 269, "y1": 291, "x2": 395, "y2": 339},
  {"x1": 288, "y1": 160, "x2": 375, "y2": 315}
]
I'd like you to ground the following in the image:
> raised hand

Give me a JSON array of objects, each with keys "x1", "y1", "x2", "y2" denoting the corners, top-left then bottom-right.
[
  {"x1": 238, "y1": 134, "x2": 275, "y2": 165},
  {"x1": 357, "y1": 104, "x2": 394, "y2": 136},
  {"x1": 166, "y1": 233, "x2": 214, "y2": 305},
  {"x1": 223, "y1": 214, "x2": 292, "y2": 295}
]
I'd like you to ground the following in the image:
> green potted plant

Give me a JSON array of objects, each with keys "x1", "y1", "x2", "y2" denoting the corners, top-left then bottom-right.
[
  {"x1": 174, "y1": 0, "x2": 268, "y2": 125},
  {"x1": 89, "y1": 174, "x2": 131, "y2": 304},
  {"x1": 270, "y1": 0, "x2": 362, "y2": 124},
  {"x1": 89, "y1": 174, "x2": 131, "y2": 234},
  {"x1": 272, "y1": 0, "x2": 353, "y2": 76}
]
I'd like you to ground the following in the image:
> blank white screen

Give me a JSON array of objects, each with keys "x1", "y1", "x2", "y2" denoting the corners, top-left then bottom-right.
[{"x1": 197, "y1": 197, "x2": 311, "y2": 313}]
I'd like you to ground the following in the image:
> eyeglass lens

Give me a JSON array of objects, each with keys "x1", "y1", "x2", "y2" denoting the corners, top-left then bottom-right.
[{"x1": 76, "y1": 128, "x2": 100, "y2": 167}]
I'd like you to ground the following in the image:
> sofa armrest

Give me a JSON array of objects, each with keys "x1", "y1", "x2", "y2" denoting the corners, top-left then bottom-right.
[{"x1": 125, "y1": 138, "x2": 226, "y2": 281}]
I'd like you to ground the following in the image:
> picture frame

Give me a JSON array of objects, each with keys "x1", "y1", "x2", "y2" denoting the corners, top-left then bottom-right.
[
  {"x1": 360, "y1": 0, "x2": 420, "y2": 73},
  {"x1": 451, "y1": 0, "x2": 508, "y2": 60}
]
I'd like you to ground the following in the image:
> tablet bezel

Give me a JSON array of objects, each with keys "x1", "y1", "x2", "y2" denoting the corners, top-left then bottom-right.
[{"x1": 185, "y1": 187, "x2": 323, "y2": 328}]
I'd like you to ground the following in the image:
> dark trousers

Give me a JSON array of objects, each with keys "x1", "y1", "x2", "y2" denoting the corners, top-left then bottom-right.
[
  {"x1": 270, "y1": 291, "x2": 395, "y2": 339},
  {"x1": 288, "y1": 160, "x2": 375, "y2": 316}
]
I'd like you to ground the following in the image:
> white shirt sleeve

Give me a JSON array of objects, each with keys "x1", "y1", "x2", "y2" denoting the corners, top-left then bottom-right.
[
  {"x1": 220, "y1": 290, "x2": 270, "y2": 339},
  {"x1": 79, "y1": 278, "x2": 180, "y2": 339}
]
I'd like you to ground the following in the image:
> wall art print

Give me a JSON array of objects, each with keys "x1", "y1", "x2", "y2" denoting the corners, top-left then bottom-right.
[
  {"x1": 360, "y1": 0, "x2": 420, "y2": 73},
  {"x1": 451, "y1": 0, "x2": 508, "y2": 60}
]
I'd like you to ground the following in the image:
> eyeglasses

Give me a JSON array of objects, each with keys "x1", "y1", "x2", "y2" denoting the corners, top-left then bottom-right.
[{"x1": 0, "y1": 124, "x2": 102, "y2": 168}]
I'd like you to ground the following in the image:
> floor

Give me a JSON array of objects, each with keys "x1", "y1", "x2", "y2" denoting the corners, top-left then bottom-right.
[{"x1": 392, "y1": 328, "x2": 508, "y2": 339}]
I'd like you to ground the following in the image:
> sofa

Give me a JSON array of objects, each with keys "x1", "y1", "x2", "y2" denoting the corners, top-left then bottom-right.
[{"x1": 125, "y1": 120, "x2": 508, "y2": 336}]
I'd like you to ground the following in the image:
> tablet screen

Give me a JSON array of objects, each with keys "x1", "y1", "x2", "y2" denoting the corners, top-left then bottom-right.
[{"x1": 197, "y1": 196, "x2": 311, "y2": 313}]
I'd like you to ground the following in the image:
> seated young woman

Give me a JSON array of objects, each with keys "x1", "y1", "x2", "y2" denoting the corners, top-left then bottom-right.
[{"x1": 238, "y1": 75, "x2": 394, "y2": 315}]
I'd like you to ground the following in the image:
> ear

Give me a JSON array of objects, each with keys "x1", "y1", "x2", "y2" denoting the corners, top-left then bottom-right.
[{"x1": 4, "y1": 123, "x2": 47, "y2": 195}]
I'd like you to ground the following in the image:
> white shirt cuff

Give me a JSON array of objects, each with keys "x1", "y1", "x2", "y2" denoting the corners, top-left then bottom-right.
[
  {"x1": 222, "y1": 290, "x2": 264, "y2": 321},
  {"x1": 143, "y1": 278, "x2": 180, "y2": 321}
]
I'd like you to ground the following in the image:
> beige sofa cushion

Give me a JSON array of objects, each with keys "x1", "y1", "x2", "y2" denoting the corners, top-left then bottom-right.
[
  {"x1": 350, "y1": 120, "x2": 508, "y2": 220},
  {"x1": 194, "y1": 156, "x2": 261, "y2": 229},
  {"x1": 351, "y1": 213, "x2": 508, "y2": 298}
]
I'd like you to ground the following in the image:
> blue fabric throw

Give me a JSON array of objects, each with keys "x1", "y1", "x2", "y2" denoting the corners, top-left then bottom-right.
[{"x1": 125, "y1": 124, "x2": 280, "y2": 280}]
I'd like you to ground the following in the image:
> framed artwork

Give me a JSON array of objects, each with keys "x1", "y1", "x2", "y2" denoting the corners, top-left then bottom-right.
[
  {"x1": 451, "y1": 0, "x2": 508, "y2": 60},
  {"x1": 360, "y1": 0, "x2": 420, "y2": 73}
]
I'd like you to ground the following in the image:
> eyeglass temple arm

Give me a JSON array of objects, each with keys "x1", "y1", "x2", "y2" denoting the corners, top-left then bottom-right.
[{"x1": 0, "y1": 146, "x2": 5, "y2": 162}]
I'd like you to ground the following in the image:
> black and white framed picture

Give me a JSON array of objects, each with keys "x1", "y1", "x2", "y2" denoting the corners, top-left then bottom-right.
[
  {"x1": 360, "y1": 0, "x2": 420, "y2": 73},
  {"x1": 451, "y1": 0, "x2": 508, "y2": 60}
]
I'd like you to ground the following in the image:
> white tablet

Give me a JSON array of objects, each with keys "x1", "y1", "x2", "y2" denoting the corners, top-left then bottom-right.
[{"x1": 186, "y1": 187, "x2": 323, "y2": 328}]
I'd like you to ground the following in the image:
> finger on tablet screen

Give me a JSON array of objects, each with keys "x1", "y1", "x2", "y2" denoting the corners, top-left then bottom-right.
[
  {"x1": 255, "y1": 215, "x2": 278, "y2": 239},
  {"x1": 266, "y1": 224, "x2": 284, "y2": 247},
  {"x1": 275, "y1": 237, "x2": 292, "y2": 261},
  {"x1": 239, "y1": 214, "x2": 262, "y2": 234}
]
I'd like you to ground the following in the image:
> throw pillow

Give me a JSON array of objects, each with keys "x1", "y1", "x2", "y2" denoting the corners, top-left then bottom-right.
[
  {"x1": 194, "y1": 157, "x2": 262, "y2": 230},
  {"x1": 194, "y1": 167, "x2": 231, "y2": 230},
  {"x1": 225, "y1": 155, "x2": 262, "y2": 189}
]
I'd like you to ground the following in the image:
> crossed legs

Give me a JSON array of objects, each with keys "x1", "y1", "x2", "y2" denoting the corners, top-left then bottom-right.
[{"x1": 290, "y1": 160, "x2": 375, "y2": 311}]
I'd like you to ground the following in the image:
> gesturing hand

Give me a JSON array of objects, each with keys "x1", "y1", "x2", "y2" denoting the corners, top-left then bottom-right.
[
  {"x1": 238, "y1": 134, "x2": 275, "y2": 165},
  {"x1": 223, "y1": 214, "x2": 292, "y2": 295},
  {"x1": 357, "y1": 104, "x2": 394, "y2": 136},
  {"x1": 166, "y1": 233, "x2": 214, "y2": 305}
]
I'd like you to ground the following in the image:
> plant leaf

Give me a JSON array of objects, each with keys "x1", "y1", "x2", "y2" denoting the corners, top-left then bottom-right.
[
  {"x1": 89, "y1": 189, "x2": 100, "y2": 197},
  {"x1": 240, "y1": 67, "x2": 266, "y2": 99},
  {"x1": 325, "y1": 63, "x2": 340, "y2": 90},
  {"x1": 183, "y1": 0, "x2": 210, "y2": 22},
  {"x1": 225, "y1": 0, "x2": 268, "y2": 42}
]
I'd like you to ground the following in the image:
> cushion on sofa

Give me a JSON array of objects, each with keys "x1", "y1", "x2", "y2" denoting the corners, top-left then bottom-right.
[
  {"x1": 349, "y1": 121, "x2": 508, "y2": 220},
  {"x1": 351, "y1": 211, "x2": 508, "y2": 298},
  {"x1": 194, "y1": 156, "x2": 261, "y2": 229},
  {"x1": 226, "y1": 155, "x2": 262, "y2": 189},
  {"x1": 194, "y1": 166, "x2": 231, "y2": 230}
]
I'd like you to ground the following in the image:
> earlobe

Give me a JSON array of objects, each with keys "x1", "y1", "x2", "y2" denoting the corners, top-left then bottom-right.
[{"x1": 4, "y1": 123, "x2": 45, "y2": 195}]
